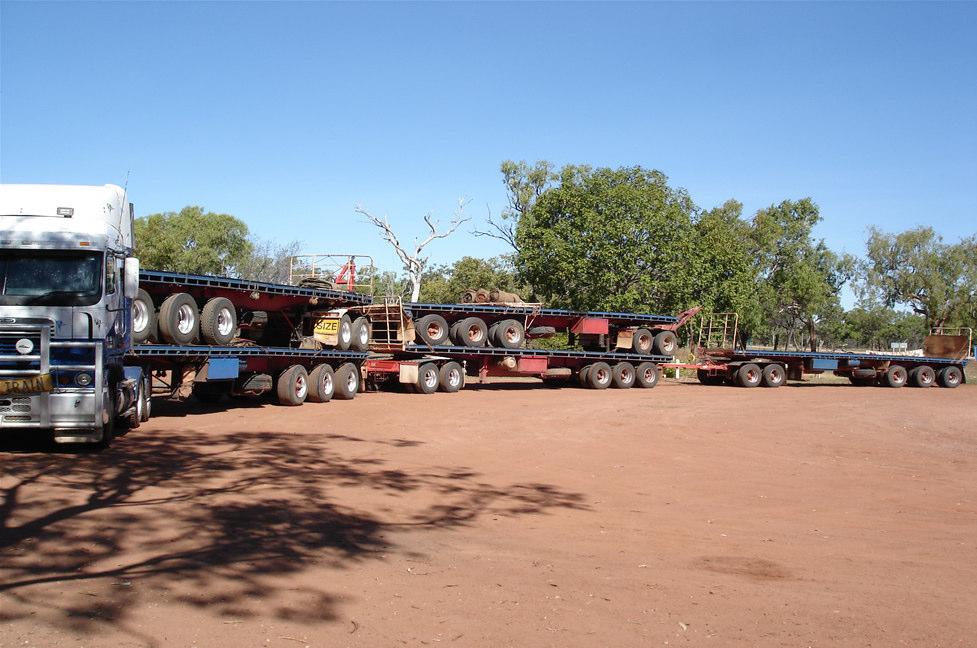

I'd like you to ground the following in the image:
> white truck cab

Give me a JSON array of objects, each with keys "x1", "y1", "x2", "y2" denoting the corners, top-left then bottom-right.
[{"x1": 0, "y1": 184, "x2": 147, "y2": 444}]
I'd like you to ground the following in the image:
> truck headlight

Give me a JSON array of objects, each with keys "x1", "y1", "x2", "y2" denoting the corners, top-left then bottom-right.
[{"x1": 75, "y1": 373, "x2": 93, "y2": 386}]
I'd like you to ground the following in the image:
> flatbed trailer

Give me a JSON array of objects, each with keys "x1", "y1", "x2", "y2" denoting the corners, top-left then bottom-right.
[
  {"x1": 677, "y1": 312, "x2": 970, "y2": 389},
  {"x1": 366, "y1": 344, "x2": 671, "y2": 393},
  {"x1": 678, "y1": 347, "x2": 968, "y2": 389},
  {"x1": 134, "y1": 269, "x2": 373, "y2": 351},
  {"x1": 128, "y1": 344, "x2": 368, "y2": 406},
  {"x1": 349, "y1": 300, "x2": 697, "y2": 357}
]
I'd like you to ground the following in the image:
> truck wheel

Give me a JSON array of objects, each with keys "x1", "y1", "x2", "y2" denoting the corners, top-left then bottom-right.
[
  {"x1": 158, "y1": 293, "x2": 199, "y2": 345},
  {"x1": 736, "y1": 363, "x2": 762, "y2": 388},
  {"x1": 612, "y1": 362, "x2": 636, "y2": 389},
  {"x1": 455, "y1": 317, "x2": 488, "y2": 347},
  {"x1": 438, "y1": 361, "x2": 464, "y2": 393},
  {"x1": 201, "y1": 297, "x2": 237, "y2": 345},
  {"x1": 132, "y1": 289, "x2": 157, "y2": 344},
  {"x1": 334, "y1": 362, "x2": 360, "y2": 399},
  {"x1": 632, "y1": 328, "x2": 654, "y2": 355},
  {"x1": 761, "y1": 364, "x2": 786, "y2": 388},
  {"x1": 308, "y1": 364, "x2": 335, "y2": 403},
  {"x1": 276, "y1": 365, "x2": 309, "y2": 406},
  {"x1": 334, "y1": 314, "x2": 353, "y2": 351},
  {"x1": 351, "y1": 317, "x2": 371, "y2": 351},
  {"x1": 910, "y1": 365, "x2": 935, "y2": 388},
  {"x1": 416, "y1": 362, "x2": 440, "y2": 394},
  {"x1": 449, "y1": 321, "x2": 463, "y2": 346},
  {"x1": 487, "y1": 322, "x2": 501, "y2": 346},
  {"x1": 527, "y1": 325, "x2": 556, "y2": 339},
  {"x1": 577, "y1": 365, "x2": 592, "y2": 387},
  {"x1": 652, "y1": 330, "x2": 678, "y2": 356},
  {"x1": 696, "y1": 369, "x2": 722, "y2": 386},
  {"x1": 494, "y1": 319, "x2": 525, "y2": 349},
  {"x1": 937, "y1": 365, "x2": 963, "y2": 388},
  {"x1": 884, "y1": 365, "x2": 908, "y2": 388},
  {"x1": 636, "y1": 362, "x2": 659, "y2": 388},
  {"x1": 416, "y1": 314, "x2": 450, "y2": 346},
  {"x1": 586, "y1": 362, "x2": 613, "y2": 390}
]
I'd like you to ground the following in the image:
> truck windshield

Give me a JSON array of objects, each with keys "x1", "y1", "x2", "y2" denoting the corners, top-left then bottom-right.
[{"x1": 0, "y1": 250, "x2": 103, "y2": 306}]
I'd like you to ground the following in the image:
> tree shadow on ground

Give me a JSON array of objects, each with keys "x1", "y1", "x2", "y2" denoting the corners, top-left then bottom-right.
[{"x1": 0, "y1": 429, "x2": 586, "y2": 646}]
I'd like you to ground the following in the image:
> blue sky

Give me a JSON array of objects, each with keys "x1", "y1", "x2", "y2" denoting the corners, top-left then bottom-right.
[{"x1": 2, "y1": 1, "x2": 975, "y2": 282}]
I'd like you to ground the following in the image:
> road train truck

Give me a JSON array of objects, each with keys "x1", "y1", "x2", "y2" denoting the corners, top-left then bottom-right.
[{"x1": 0, "y1": 184, "x2": 148, "y2": 445}]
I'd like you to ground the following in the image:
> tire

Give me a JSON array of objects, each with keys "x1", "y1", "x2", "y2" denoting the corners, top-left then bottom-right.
[
  {"x1": 527, "y1": 326, "x2": 556, "y2": 339},
  {"x1": 449, "y1": 321, "x2": 463, "y2": 346},
  {"x1": 200, "y1": 297, "x2": 237, "y2": 345},
  {"x1": 652, "y1": 330, "x2": 678, "y2": 356},
  {"x1": 123, "y1": 381, "x2": 141, "y2": 430},
  {"x1": 493, "y1": 319, "x2": 525, "y2": 349},
  {"x1": 416, "y1": 314, "x2": 450, "y2": 346},
  {"x1": 761, "y1": 364, "x2": 786, "y2": 388},
  {"x1": 586, "y1": 361, "x2": 613, "y2": 390},
  {"x1": 632, "y1": 328, "x2": 654, "y2": 355},
  {"x1": 736, "y1": 363, "x2": 762, "y2": 388},
  {"x1": 937, "y1": 365, "x2": 963, "y2": 389},
  {"x1": 453, "y1": 317, "x2": 488, "y2": 347},
  {"x1": 276, "y1": 365, "x2": 309, "y2": 406},
  {"x1": 910, "y1": 365, "x2": 936, "y2": 388},
  {"x1": 336, "y1": 314, "x2": 353, "y2": 351},
  {"x1": 438, "y1": 361, "x2": 464, "y2": 393},
  {"x1": 577, "y1": 365, "x2": 592, "y2": 387},
  {"x1": 636, "y1": 362, "x2": 659, "y2": 388},
  {"x1": 487, "y1": 322, "x2": 501, "y2": 346},
  {"x1": 132, "y1": 289, "x2": 157, "y2": 344},
  {"x1": 158, "y1": 293, "x2": 199, "y2": 345},
  {"x1": 415, "y1": 362, "x2": 440, "y2": 394},
  {"x1": 334, "y1": 362, "x2": 360, "y2": 399},
  {"x1": 308, "y1": 364, "x2": 335, "y2": 403},
  {"x1": 611, "y1": 362, "x2": 636, "y2": 389},
  {"x1": 884, "y1": 365, "x2": 908, "y2": 388},
  {"x1": 351, "y1": 317, "x2": 371, "y2": 352},
  {"x1": 697, "y1": 369, "x2": 723, "y2": 386}
]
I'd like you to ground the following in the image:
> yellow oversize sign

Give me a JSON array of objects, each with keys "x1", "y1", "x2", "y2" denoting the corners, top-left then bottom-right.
[
  {"x1": 0, "y1": 373, "x2": 53, "y2": 396},
  {"x1": 313, "y1": 318, "x2": 341, "y2": 346}
]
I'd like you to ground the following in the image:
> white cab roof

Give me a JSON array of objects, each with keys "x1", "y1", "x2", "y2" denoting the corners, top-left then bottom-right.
[{"x1": 0, "y1": 184, "x2": 132, "y2": 252}]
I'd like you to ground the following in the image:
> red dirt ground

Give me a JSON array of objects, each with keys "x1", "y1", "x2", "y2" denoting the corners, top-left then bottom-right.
[{"x1": 2, "y1": 380, "x2": 975, "y2": 647}]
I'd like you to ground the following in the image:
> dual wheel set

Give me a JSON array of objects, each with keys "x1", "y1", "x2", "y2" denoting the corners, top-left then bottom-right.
[
  {"x1": 576, "y1": 361, "x2": 660, "y2": 390},
  {"x1": 698, "y1": 363, "x2": 786, "y2": 388},
  {"x1": 414, "y1": 314, "x2": 531, "y2": 349},
  {"x1": 848, "y1": 364, "x2": 963, "y2": 389},
  {"x1": 134, "y1": 289, "x2": 241, "y2": 346},
  {"x1": 194, "y1": 362, "x2": 362, "y2": 407},
  {"x1": 405, "y1": 361, "x2": 465, "y2": 394}
]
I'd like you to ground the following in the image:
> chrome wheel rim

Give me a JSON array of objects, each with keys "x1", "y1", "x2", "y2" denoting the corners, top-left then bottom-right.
[
  {"x1": 133, "y1": 300, "x2": 149, "y2": 332},
  {"x1": 217, "y1": 307, "x2": 234, "y2": 336},
  {"x1": 177, "y1": 304, "x2": 195, "y2": 335}
]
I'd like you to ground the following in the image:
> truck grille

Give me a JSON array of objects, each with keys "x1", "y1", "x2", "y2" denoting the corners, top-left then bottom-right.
[{"x1": 0, "y1": 397, "x2": 32, "y2": 413}]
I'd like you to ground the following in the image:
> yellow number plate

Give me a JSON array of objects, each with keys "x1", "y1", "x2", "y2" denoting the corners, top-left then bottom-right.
[
  {"x1": 0, "y1": 373, "x2": 53, "y2": 396},
  {"x1": 313, "y1": 318, "x2": 341, "y2": 346}
]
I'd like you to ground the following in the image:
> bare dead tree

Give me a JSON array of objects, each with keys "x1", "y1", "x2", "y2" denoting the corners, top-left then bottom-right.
[
  {"x1": 472, "y1": 204, "x2": 519, "y2": 252},
  {"x1": 355, "y1": 200, "x2": 470, "y2": 301}
]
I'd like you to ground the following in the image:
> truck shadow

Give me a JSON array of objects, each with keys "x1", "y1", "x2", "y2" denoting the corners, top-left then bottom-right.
[{"x1": 0, "y1": 430, "x2": 586, "y2": 646}]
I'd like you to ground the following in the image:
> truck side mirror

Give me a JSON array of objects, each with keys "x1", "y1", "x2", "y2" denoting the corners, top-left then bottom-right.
[{"x1": 124, "y1": 257, "x2": 140, "y2": 299}]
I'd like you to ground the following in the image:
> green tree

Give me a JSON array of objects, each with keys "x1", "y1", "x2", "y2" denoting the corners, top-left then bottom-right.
[
  {"x1": 475, "y1": 160, "x2": 557, "y2": 253},
  {"x1": 419, "y1": 256, "x2": 526, "y2": 303},
  {"x1": 515, "y1": 165, "x2": 696, "y2": 313},
  {"x1": 688, "y1": 199, "x2": 763, "y2": 338},
  {"x1": 235, "y1": 238, "x2": 301, "y2": 283},
  {"x1": 135, "y1": 206, "x2": 253, "y2": 276},
  {"x1": 750, "y1": 199, "x2": 851, "y2": 351},
  {"x1": 862, "y1": 226, "x2": 977, "y2": 328}
]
